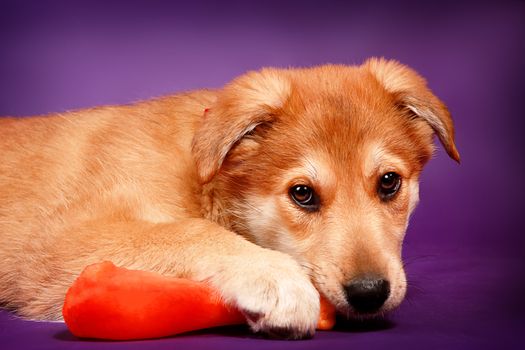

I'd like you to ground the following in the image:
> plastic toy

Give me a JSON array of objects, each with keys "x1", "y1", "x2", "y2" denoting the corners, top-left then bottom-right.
[{"x1": 63, "y1": 261, "x2": 336, "y2": 340}]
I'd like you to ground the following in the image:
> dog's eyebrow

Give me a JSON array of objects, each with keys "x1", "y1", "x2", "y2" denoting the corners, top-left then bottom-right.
[
  {"x1": 366, "y1": 143, "x2": 409, "y2": 177},
  {"x1": 303, "y1": 157, "x2": 319, "y2": 181}
]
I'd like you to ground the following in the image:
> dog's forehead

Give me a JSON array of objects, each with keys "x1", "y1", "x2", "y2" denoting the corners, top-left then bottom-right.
[
  {"x1": 278, "y1": 75, "x2": 401, "y2": 152},
  {"x1": 253, "y1": 67, "x2": 432, "y2": 178},
  {"x1": 262, "y1": 71, "x2": 428, "y2": 177},
  {"x1": 284, "y1": 68, "x2": 399, "y2": 130},
  {"x1": 287, "y1": 65, "x2": 386, "y2": 102}
]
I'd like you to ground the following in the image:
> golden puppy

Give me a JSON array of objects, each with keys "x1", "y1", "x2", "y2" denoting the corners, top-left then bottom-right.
[{"x1": 0, "y1": 58, "x2": 459, "y2": 339}]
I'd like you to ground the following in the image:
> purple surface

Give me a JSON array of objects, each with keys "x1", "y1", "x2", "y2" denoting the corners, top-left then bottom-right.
[{"x1": 1, "y1": 0, "x2": 524, "y2": 349}]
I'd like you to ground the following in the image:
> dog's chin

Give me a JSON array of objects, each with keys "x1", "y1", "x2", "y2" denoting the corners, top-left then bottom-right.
[{"x1": 338, "y1": 300, "x2": 400, "y2": 323}]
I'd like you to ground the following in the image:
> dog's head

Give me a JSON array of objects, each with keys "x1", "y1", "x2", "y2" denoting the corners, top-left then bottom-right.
[{"x1": 192, "y1": 58, "x2": 459, "y2": 317}]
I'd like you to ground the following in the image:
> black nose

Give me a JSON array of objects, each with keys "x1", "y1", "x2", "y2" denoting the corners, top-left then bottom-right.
[{"x1": 344, "y1": 276, "x2": 390, "y2": 314}]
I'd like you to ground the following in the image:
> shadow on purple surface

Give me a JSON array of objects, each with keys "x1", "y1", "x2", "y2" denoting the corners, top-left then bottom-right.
[
  {"x1": 52, "y1": 324, "x2": 252, "y2": 342},
  {"x1": 52, "y1": 318, "x2": 395, "y2": 342},
  {"x1": 334, "y1": 317, "x2": 395, "y2": 333}
]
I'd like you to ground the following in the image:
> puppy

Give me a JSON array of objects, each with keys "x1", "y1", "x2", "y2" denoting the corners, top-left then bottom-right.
[{"x1": 0, "y1": 58, "x2": 459, "y2": 339}]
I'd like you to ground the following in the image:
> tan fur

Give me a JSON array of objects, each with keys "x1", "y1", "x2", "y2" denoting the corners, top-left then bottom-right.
[{"x1": 0, "y1": 59, "x2": 458, "y2": 338}]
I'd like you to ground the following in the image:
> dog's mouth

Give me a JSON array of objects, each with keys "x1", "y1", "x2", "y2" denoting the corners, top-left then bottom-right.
[
  {"x1": 322, "y1": 286, "x2": 400, "y2": 324},
  {"x1": 323, "y1": 279, "x2": 394, "y2": 318},
  {"x1": 342, "y1": 305, "x2": 389, "y2": 320},
  {"x1": 332, "y1": 299, "x2": 398, "y2": 332},
  {"x1": 310, "y1": 263, "x2": 406, "y2": 327}
]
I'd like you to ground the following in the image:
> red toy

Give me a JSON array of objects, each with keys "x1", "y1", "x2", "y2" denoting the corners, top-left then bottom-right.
[{"x1": 63, "y1": 261, "x2": 336, "y2": 340}]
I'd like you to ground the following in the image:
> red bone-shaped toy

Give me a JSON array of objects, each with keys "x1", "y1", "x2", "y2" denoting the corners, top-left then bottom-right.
[{"x1": 63, "y1": 261, "x2": 336, "y2": 340}]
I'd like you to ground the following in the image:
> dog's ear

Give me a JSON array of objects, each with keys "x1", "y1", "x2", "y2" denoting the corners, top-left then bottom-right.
[
  {"x1": 192, "y1": 69, "x2": 291, "y2": 184},
  {"x1": 366, "y1": 58, "x2": 460, "y2": 162}
]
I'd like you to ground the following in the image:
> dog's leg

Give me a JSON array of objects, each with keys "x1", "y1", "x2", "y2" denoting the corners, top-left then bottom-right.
[{"x1": 16, "y1": 218, "x2": 319, "y2": 339}]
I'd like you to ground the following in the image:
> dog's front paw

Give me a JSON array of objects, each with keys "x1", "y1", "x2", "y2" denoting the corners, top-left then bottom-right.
[{"x1": 211, "y1": 250, "x2": 319, "y2": 339}]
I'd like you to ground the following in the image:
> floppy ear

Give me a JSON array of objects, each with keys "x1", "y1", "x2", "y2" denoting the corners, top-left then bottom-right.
[
  {"x1": 191, "y1": 69, "x2": 291, "y2": 184},
  {"x1": 366, "y1": 58, "x2": 460, "y2": 163}
]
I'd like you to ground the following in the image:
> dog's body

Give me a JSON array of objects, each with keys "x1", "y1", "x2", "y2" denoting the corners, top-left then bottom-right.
[{"x1": 0, "y1": 59, "x2": 458, "y2": 338}]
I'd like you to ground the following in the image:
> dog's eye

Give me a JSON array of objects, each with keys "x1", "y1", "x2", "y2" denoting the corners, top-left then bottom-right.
[
  {"x1": 378, "y1": 172, "x2": 401, "y2": 200},
  {"x1": 289, "y1": 185, "x2": 319, "y2": 211}
]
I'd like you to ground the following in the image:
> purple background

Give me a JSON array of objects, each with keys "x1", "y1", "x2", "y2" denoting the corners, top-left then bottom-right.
[{"x1": 1, "y1": 0, "x2": 524, "y2": 349}]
